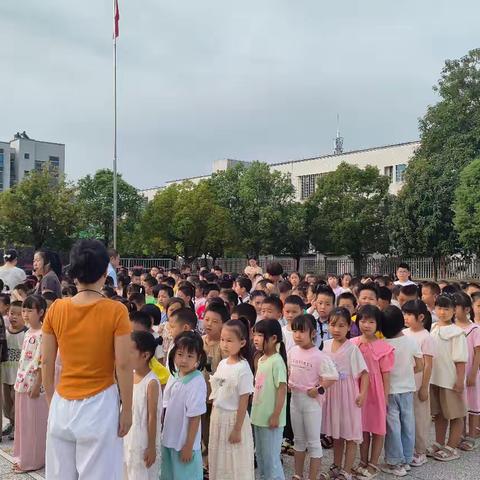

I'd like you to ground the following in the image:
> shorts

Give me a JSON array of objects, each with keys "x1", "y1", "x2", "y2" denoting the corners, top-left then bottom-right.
[
  {"x1": 160, "y1": 446, "x2": 203, "y2": 480},
  {"x1": 430, "y1": 385, "x2": 467, "y2": 420}
]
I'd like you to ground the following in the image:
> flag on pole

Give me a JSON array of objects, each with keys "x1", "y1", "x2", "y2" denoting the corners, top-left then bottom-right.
[{"x1": 114, "y1": 0, "x2": 120, "y2": 38}]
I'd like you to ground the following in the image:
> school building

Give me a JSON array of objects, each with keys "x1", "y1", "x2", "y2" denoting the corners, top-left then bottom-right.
[
  {"x1": 0, "y1": 132, "x2": 65, "y2": 192},
  {"x1": 140, "y1": 140, "x2": 420, "y2": 202}
]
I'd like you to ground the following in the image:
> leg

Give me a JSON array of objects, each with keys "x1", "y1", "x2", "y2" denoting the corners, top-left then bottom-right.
[
  {"x1": 359, "y1": 432, "x2": 370, "y2": 466},
  {"x1": 399, "y1": 392, "x2": 415, "y2": 464},
  {"x1": 447, "y1": 417, "x2": 465, "y2": 449},
  {"x1": 413, "y1": 391, "x2": 430, "y2": 455},
  {"x1": 2, "y1": 384, "x2": 13, "y2": 425},
  {"x1": 253, "y1": 426, "x2": 266, "y2": 478},
  {"x1": 290, "y1": 394, "x2": 307, "y2": 477},
  {"x1": 384, "y1": 394, "x2": 403, "y2": 466},
  {"x1": 301, "y1": 399, "x2": 323, "y2": 480},
  {"x1": 343, "y1": 440, "x2": 357, "y2": 474},
  {"x1": 434, "y1": 413, "x2": 449, "y2": 446},
  {"x1": 333, "y1": 439, "x2": 344, "y2": 470},
  {"x1": 284, "y1": 392, "x2": 294, "y2": 444},
  {"x1": 468, "y1": 413, "x2": 479, "y2": 439},
  {"x1": 369, "y1": 434, "x2": 384, "y2": 469}
]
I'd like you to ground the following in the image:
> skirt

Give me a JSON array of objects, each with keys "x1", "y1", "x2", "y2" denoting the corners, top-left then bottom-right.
[
  {"x1": 13, "y1": 391, "x2": 48, "y2": 471},
  {"x1": 208, "y1": 406, "x2": 255, "y2": 480}
]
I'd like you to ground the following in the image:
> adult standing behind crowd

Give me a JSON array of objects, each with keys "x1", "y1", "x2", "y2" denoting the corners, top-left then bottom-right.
[
  {"x1": 244, "y1": 257, "x2": 263, "y2": 280},
  {"x1": 107, "y1": 248, "x2": 120, "y2": 287},
  {"x1": 41, "y1": 239, "x2": 133, "y2": 479},
  {"x1": 33, "y1": 249, "x2": 62, "y2": 298},
  {"x1": 0, "y1": 249, "x2": 26, "y2": 291}
]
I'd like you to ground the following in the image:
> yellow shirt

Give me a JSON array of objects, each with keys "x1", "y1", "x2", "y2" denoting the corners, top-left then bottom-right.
[{"x1": 149, "y1": 357, "x2": 170, "y2": 385}]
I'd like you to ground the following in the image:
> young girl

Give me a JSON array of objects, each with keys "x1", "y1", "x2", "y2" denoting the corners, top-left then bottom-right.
[
  {"x1": 124, "y1": 331, "x2": 162, "y2": 479},
  {"x1": 321, "y1": 307, "x2": 369, "y2": 480},
  {"x1": 158, "y1": 297, "x2": 185, "y2": 363},
  {"x1": 453, "y1": 292, "x2": 480, "y2": 450},
  {"x1": 208, "y1": 319, "x2": 254, "y2": 479},
  {"x1": 351, "y1": 305, "x2": 394, "y2": 478},
  {"x1": 251, "y1": 320, "x2": 288, "y2": 480},
  {"x1": 161, "y1": 331, "x2": 207, "y2": 480},
  {"x1": 13, "y1": 295, "x2": 49, "y2": 473},
  {"x1": 402, "y1": 300, "x2": 435, "y2": 466},
  {"x1": 472, "y1": 292, "x2": 480, "y2": 325},
  {"x1": 288, "y1": 314, "x2": 338, "y2": 480}
]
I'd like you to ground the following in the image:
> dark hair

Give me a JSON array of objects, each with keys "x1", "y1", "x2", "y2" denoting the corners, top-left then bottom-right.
[
  {"x1": 42, "y1": 291, "x2": 59, "y2": 302},
  {"x1": 402, "y1": 299, "x2": 432, "y2": 331},
  {"x1": 250, "y1": 290, "x2": 267, "y2": 301},
  {"x1": 162, "y1": 277, "x2": 176, "y2": 288},
  {"x1": 129, "y1": 292, "x2": 146, "y2": 304},
  {"x1": 357, "y1": 283, "x2": 379, "y2": 300},
  {"x1": 61, "y1": 284, "x2": 78, "y2": 297},
  {"x1": 278, "y1": 280, "x2": 293, "y2": 294},
  {"x1": 178, "y1": 284, "x2": 194, "y2": 299},
  {"x1": 141, "y1": 304, "x2": 163, "y2": 327},
  {"x1": 235, "y1": 277, "x2": 252, "y2": 293},
  {"x1": 442, "y1": 284, "x2": 461, "y2": 295},
  {"x1": 291, "y1": 314, "x2": 318, "y2": 342},
  {"x1": 262, "y1": 295, "x2": 283, "y2": 312},
  {"x1": 166, "y1": 296, "x2": 186, "y2": 311},
  {"x1": 0, "y1": 293, "x2": 10, "y2": 306},
  {"x1": 378, "y1": 286, "x2": 392, "y2": 303},
  {"x1": 221, "y1": 289, "x2": 238, "y2": 308},
  {"x1": 314, "y1": 284, "x2": 335, "y2": 304},
  {"x1": 326, "y1": 307, "x2": 352, "y2": 346},
  {"x1": 399, "y1": 284, "x2": 419, "y2": 298},
  {"x1": 22, "y1": 294, "x2": 47, "y2": 319},
  {"x1": 205, "y1": 302, "x2": 230, "y2": 323},
  {"x1": 107, "y1": 248, "x2": 119, "y2": 259},
  {"x1": 4, "y1": 249, "x2": 18, "y2": 262},
  {"x1": 223, "y1": 318, "x2": 252, "y2": 368},
  {"x1": 381, "y1": 305, "x2": 405, "y2": 338},
  {"x1": 130, "y1": 310, "x2": 152, "y2": 330},
  {"x1": 213, "y1": 265, "x2": 223, "y2": 272},
  {"x1": 232, "y1": 303, "x2": 257, "y2": 329},
  {"x1": 206, "y1": 283, "x2": 220, "y2": 294},
  {"x1": 337, "y1": 291, "x2": 357, "y2": 308},
  {"x1": 252, "y1": 319, "x2": 287, "y2": 370},
  {"x1": 69, "y1": 240, "x2": 108, "y2": 284},
  {"x1": 435, "y1": 294, "x2": 455, "y2": 309},
  {"x1": 422, "y1": 281, "x2": 441, "y2": 296},
  {"x1": 143, "y1": 276, "x2": 158, "y2": 288},
  {"x1": 472, "y1": 292, "x2": 480, "y2": 322},
  {"x1": 101, "y1": 285, "x2": 116, "y2": 298},
  {"x1": 266, "y1": 262, "x2": 284, "y2": 277},
  {"x1": 168, "y1": 331, "x2": 207, "y2": 374},
  {"x1": 453, "y1": 291, "x2": 472, "y2": 321},
  {"x1": 13, "y1": 283, "x2": 29, "y2": 295},
  {"x1": 397, "y1": 263, "x2": 410, "y2": 271},
  {"x1": 156, "y1": 284, "x2": 174, "y2": 299},
  {"x1": 131, "y1": 330, "x2": 156, "y2": 361},
  {"x1": 170, "y1": 307, "x2": 198, "y2": 330},
  {"x1": 357, "y1": 304, "x2": 383, "y2": 332},
  {"x1": 284, "y1": 295, "x2": 305, "y2": 310},
  {"x1": 10, "y1": 300, "x2": 23, "y2": 309}
]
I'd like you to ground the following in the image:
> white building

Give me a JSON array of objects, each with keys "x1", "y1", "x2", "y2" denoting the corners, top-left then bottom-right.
[
  {"x1": 140, "y1": 141, "x2": 419, "y2": 201},
  {"x1": 0, "y1": 132, "x2": 65, "y2": 192}
]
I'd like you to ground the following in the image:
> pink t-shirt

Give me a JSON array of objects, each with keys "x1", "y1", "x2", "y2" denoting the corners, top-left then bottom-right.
[
  {"x1": 404, "y1": 328, "x2": 435, "y2": 390},
  {"x1": 287, "y1": 345, "x2": 338, "y2": 397}
]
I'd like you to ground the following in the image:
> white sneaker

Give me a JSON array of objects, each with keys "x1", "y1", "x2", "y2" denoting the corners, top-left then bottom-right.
[
  {"x1": 410, "y1": 454, "x2": 427, "y2": 467},
  {"x1": 380, "y1": 464, "x2": 408, "y2": 477}
]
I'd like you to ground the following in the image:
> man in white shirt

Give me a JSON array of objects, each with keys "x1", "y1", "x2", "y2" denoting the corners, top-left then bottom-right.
[
  {"x1": 107, "y1": 248, "x2": 120, "y2": 288},
  {"x1": 393, "y1": 263, "x2": 416, "y2": 287}
]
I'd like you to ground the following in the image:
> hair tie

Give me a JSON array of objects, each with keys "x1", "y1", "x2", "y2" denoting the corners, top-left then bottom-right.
[{"x1": 276, "y1": 342, "x2": 281, "y2": 353}]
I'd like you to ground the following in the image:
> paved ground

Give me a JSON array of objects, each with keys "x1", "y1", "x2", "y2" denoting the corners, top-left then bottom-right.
[{"x1": 0, "y1": 423, "x2": 476, "y2": 479}]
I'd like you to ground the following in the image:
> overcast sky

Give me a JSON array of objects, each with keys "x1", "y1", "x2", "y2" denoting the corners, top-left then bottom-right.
[{"x1": 1, "y1": 1, "x2": 479, "y2": 189}]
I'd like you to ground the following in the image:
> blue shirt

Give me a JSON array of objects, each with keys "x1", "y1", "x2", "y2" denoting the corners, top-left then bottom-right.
[{"x1": 107, "y1": 263, "x2": 118, "y2": 287}]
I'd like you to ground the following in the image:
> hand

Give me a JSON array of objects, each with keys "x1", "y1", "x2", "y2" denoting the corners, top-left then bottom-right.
[
  {"x1": 268, "y1": 413, "x2": 280, "y2": 429},
  {"x1": 466, "y1": 374, "x2": 476, "y2": 388},
  {"x1": 307, "y1": 387, "x2": 318, "y2": 398},
  {"x1": 355, "y1": 393, "x2": 366, "y2": 407},
  {"x1": 418, "y1": 386, "x2": 429, "y2": 402},
  {"x1": 180, "y1": 444, "x2": 193, "y2": 463},
  {"x1": 29, "y1": 384, "x2": 41, "y2": 399},
  {"x1": 144, "y1": 446, "x2": 156, "y2": 468},
  {"x1": 118, "y1": 408, "x2": 132, "y2": 437},
  {"x1": 228, "y1": 428, "x2": 242, "y2": 444},
  {"x1": 453, "y1": 381, "x2": 464, "y2": 394}
]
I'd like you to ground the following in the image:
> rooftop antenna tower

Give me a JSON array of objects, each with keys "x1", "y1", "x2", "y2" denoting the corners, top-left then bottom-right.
[{"x1": 334, "y1": 114, "x2": 344, "y2": 155}]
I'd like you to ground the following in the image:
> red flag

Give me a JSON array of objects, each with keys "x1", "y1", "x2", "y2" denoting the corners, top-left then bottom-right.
[{"x1": 114, "y1": 0, "x2": 120, "y2": 38}]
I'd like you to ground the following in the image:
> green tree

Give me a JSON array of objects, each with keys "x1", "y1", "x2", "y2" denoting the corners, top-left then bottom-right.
[
  {"x1": 454, "y1": 158, "x2": 480, "y2": 254},
  {"x1": 0, "y1": 167, "x2": 79, "y2": 250},
  {"x1": 306, "y1": 162, "x2": 391, "y2": 274},
  {"x1": 77, "y1": 169, "x2": 145, "y2": 247},
  {"x1": 389, "y1": 48, "x2": 480, "y2": 262},
  {"x1": 209, "y1": 162, "x2": 295, "y2": 257}
]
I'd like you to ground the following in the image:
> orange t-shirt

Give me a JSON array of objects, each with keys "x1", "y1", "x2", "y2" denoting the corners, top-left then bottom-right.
[{"x1": 42, "y1": 298, "x2": 131, "y2": 400}]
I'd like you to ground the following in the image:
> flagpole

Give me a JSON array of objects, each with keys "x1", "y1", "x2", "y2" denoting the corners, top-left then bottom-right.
[{"x1": 113, "y1": 0, "x2": 118, "y2": 249}]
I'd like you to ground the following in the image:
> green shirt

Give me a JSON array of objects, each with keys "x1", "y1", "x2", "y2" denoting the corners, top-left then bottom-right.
[{"x1": 251, "y1": 353, "x2": 287, "y2": 427}]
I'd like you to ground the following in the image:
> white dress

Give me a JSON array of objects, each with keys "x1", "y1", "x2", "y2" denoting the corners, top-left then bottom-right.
[{"x1": 124, "y1": 371, "x2": 162, "y2": 480}]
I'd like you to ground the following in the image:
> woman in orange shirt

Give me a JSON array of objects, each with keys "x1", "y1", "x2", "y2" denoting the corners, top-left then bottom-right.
[{"x1": 42, "y1": 239, "x2": 133, "y2": 480}]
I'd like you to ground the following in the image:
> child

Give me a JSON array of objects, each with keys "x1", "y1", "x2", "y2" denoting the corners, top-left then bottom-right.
[
  {"x1": 164, "y1": 307, "x2": 197, "y2": 360},
  {"x1": 452, "y1": 292, "x2": 480, "y2": 450},
  {"x1": 1, "y1": 300, "x2": 27, "y2": 440},
  {"x1": 428, "y1": 294, "x2": 468, "y2": 461},
  {"x1": 357, "y1": 284, "x2": 379, "y2": 307},
  {"x1": 208, "y1": 319, "x2": 255, "y2": 479},
  {"x1": 311, "y1": 285, "x2": 336, "y2": 347},
  {"x1": 322, "y1": 307, "x2": 369, "y2": 480},
  {"x1": 249, "y1": 290, "x2": 267, "y2": 321},
  {"x1": 337, "y1": 292, "x2": 360, "y2": 337},
  {"x1": 351, "y1": 305, "x2": 394, "y2": 478},
  {"x1": 421, "y1": 281, "x2": 440, "y2": 323},
  {"x1": 288, "y1": 314, "x2": 338, "y2": 480},
  {"x1": 124, "y1": 331, "x2": 162, "y2": 479},
  {"x1": 156, "y1": 285, "x2": 174, "y2": 323},
  {"x1": 381, "y1": 305, "x2": 423, "y2": 476},
  {"x1": 378, "y1": 286, "x2": 392, "y2": 311},
  {"x1": 398, "y1": 284, "x2": 419, "y2": 308},
  {"x1": 158, "y1": 297, "x2": 185, "y2": 362},
  {"x1": 402, "y1": 299, "x2": 435, "y2": 466},
  {"x1": 251, "y1": 320, "x2": 288, "y2": 480},
  {"x1": 161, "y1": 331, "x2": 207, "y2": 480},
  {"x1": 260, "y1": 295, "x2": 285, "y2": 326},
  {"x1": 471, "y1": 291, "x2": 480, "y2": 325},
  {"x1": 13, "y1": 295, "x2": 49, "y2": 473},
  {"x1": 0, "y1": 293, "x2": 11, "y2": 327},
  {"x1": 234, "y1": 277, "x2": 252, "y2": 304}
]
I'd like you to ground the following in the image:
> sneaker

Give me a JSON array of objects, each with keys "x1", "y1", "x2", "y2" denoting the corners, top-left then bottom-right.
[
  {"x1": 380, "y1": 464, "x2": 408, "y2": 477},
  {"x1": 410, "y1": 454, "x2": 427, "y2": 467},
  {"x1": 2, "y1": 424, "x2": 13, "y2": 436},
  {"x1": 402, "y1": 463, "x2": 411, "y2": 472}
]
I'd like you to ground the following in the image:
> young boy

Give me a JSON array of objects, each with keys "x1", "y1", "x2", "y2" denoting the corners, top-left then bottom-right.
[
  {"x1": 260, "y1": 295, "x2": 285, "y2": 326},
  {"x1": 357, "y1": 284, "x2": 379, "y2": 307},
  {"x1": 1, "y1": 301, "x2": 28, "y2": 440},
  {"x1": 398, "y1": 284, "x2": 419, "y2": 308},
  {"x1": 429, "y1": 295, "x2": 468, "y2": 461},
  {"x1": 219, "y1": 289, "x2": 238, "y2": 313},
  {"x1": 234, "y1": 277, "x2": 252, "y2": 304},
  {"x1": 378, "y1": 286, "x2": 393, "y2": 311},
  {"x1": 278, "y1": 280, "x2": 293, "y2": 306},
  {"x1": 421, "y1": 281, "x2": 440, "y2": 323},
  {"x1": 337, "y1": 291, "x2": 359, "y2": 337},
  {"x1": 129, "y1": 292, "x2": 146, "y2": 312},
  {"x1": 142, "y1": 276, "x2": 158, "y2": 304},
  {"x1": 312, "y1": 285, "x2": 335, "y2": 346},
  {"x1": 394, "y1": 263, "x2": 416, "y2": 287}
]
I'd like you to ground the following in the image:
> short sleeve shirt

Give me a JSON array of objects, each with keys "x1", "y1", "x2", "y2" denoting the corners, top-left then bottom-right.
[
  {"x1": 404, "y1": 328, "x2": 435, "y2": 390},
  {"x1": 251, "y1": 353, "x2": 287, "y2": 427},
  {"x1": 14, "y1": 329, "x2": 42, "y2": 393}
]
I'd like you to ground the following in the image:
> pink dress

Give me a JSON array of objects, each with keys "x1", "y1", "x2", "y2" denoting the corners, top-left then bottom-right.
[
  {"x1": 351, "y1": 337, "x2": 394, "y2": 435},
  {"x1": 322, "y1": 339, "x2": 368, "y2": 442},
  {"x1": 461, "y1": 323, "x2": 480, "y2": 414}
]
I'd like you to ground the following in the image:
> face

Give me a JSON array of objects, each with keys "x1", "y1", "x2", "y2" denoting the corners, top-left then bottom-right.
[
  {"x1": 220, "y1": 326, "x2": 245, "y2": 357},
  {"x1": 435, "y1": 305, "x2": 454, "y2": 324},
  {"x1": 142, "y1": 281, "x2": 153, "y2": 295},
  {"x1": 337, "y1": 298, "x2": 355, "y2": 316},
  {"x1": 397, "y1": 292, "x2": 416, "y2": 308},
  {"x1": 167, "y1": 302, "x2": 182, "y2": 318},
  {"x1": 403, "y1": 312, "x2": 423, "y2": 329},
  {"x1": 421, "y1": 286, "x2": 436, "y2": 307},
  {"x1": 169, "y1": 319, "x2": 188, "y2": 339},
  {"x1": 174, "y1": 346, "x2": 199, "y2": 374},
  {"x1": 341, "y1": 275, "x2": 352, "y2": 288},
  {"x1": 249, "y1": 259, "x2": 257, "y2": 267},
  {"x1": 358, "y1": 289, "x2": 378, "y2": 306},
  {"x1": 467, "y1": 285, "x2": 480, "y2": 296},
  {"x1": 150, "y1": 267, "x2": 159, "y2": 277},
  {"x1": 157, "y1": 290, "x2": 170, "y2": 308},
  {"x1": 455, "y1": 305, "x2": 469, "y2": 320},
  {"x1": 251, "y1": 296, "x2": 264, "y2": 316},
  {"x1": 283, "y1": 303, "x2": 303, "y2": 324},
  {"x1": 358, "y1": 316, "x2": 378, "y2": 337},
  {"x1": 233, "y1": 282, "x2": 244, "y2": 296},
  {"x1": 315, "y1": 294, "x2": 334, "y2": 319},
  {"x1": 293, "y1": 327, "x2": 314, "y2": 348},
  {"x1": 204, "y1": 311, "x2": 223, "y2": 339},
  {"x1": 289, "y1": 273, "x2": 300, "y2": 287},
  {"x1": 328, "y1": 277, "x2": 338, "y2": 289},
  {"x1": 261, "y1": 303, "x2": 281, "y2": 320},
  {"x1": 9, "y1": 307, "x2": 24, "y2": 328},
  {"x1": 177, "y1": 290, "x2": 190, "y2": 304},
  {"x1": 207, "y1": 290, "x2": 219, "y2": 300},
  {"x1": 22, "y1": 306, "x2": 43, "y2": 327},
  {"x1": 396, "y1": 267, "x2": 410, "y2": 282},
  {"x1": 328, "y1": 317, "x2": 350, "y2": 341},
  {"x1": 131, "y1": 275, "x2": 141, "y2": 285},
  {"x1": 0, "y1": 301, "x2": 9, "y2": 315},
  {"x1": 33, "y1": 252, "x2": 46, "y2": 276},
  {"x1": 305, "y1": 275, "x2": 316, "y2": 284},
  {"x1": 306, "y1": 287, "x2": 316, "y2": 303},
  {"x1": 473, "y1": 299, "x2": 480, "y2": 322},
  {"x1": 110, "y1": 255, "x2": 120, "y2": 268}
]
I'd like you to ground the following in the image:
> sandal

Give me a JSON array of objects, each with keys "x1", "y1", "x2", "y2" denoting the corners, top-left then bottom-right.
[
  {"x1": 432, "y1": 445, "x2": 460, "y2": 462},
  {"x1": 459, "y1": 437, "x2": 477, "y2": 451},
  {"x1": 426, "y1": 441, "x2": 444, "y2": 457},
  {"x1": 292, "y1": 476, "x2": 303, "y2": 480},
  {"x1": 319, "y1": 464, "x2": 341, "y2": 480},
  {"x1": 357, "y1": 463, "x2": 380, "y2": 479},
  {"x1": 321, "y1": 434, "x2": 334, "y2": 449},
  {"x1": 337, "y1": 470, "x2": 353, "y2": 480}
]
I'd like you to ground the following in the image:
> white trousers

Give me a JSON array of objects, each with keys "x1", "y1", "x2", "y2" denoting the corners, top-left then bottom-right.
[
  {"x1": 46, "y1": 385, "x2": 123, "y2": 480},
  {"x1": 290, "y1": 391, "x2": 323, "y2": 458}
]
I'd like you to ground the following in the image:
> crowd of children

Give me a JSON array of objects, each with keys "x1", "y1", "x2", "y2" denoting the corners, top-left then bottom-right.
[{"x1": 0, "y1": 255, "x2": 479, "y2": 480}]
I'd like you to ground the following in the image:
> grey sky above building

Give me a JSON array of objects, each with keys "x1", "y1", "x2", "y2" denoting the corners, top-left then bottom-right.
[{"x1": 1, "y1": 1, "x2": 479, "y2": 189}]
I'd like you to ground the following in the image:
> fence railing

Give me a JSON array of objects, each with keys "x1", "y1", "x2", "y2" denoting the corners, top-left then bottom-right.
[{"x1": 120, "y1": 258, "x2": 179, "y2": 270}]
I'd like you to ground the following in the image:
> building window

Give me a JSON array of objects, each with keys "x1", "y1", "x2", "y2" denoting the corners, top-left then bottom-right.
[
  {"x1": 10, "y1": 154, "x2": 16, "y2": 187},
  {"x1": 49, "y1": 156, "x2": 60, "y2": 168},
  {"x1": 24, "y1": 153, "x2": 30, "y2": 159},
  {"x1": 0, "y1": 152, "x2": 3, "y2": 168},
  {"x1": 300, "y1": 173, "x2": 327, "y2": 200},
  {"x1": 395, "y1": 164, "x2": 407, "y2": 183},
  {"x1": 35, "y1": 160, "x2": 44, "y2": 171},
  {"x1": 384, "y1": 166, "x2": 393, "y2": 182}
]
